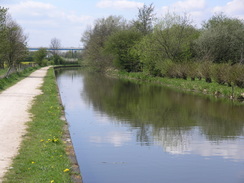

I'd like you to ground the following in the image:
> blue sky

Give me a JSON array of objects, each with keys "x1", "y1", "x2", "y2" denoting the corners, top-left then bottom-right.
[{"x1": 1, "y1": 0, "x2": 244, "y2": 47}]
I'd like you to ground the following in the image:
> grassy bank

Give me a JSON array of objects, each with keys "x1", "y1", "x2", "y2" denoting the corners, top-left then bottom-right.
[
  {"x1": 115, "y1": 71, "x2": 244, "y2": 104},
  {"x1": 3, "y1": 68, "x2": 79, "y2": 183},
  {"x1": 0, "y1": 68, "x2": 8, "y2": 76},
  {"x1": 0, "y1": 67, "x2": 39, "y2": 91}
]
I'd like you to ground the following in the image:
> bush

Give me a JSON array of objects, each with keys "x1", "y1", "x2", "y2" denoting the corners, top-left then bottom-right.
[
  {"x1": 186, "y1": 62, "x2": 198, "y2": 80},
  {"x1": 155, "y1": 59, "x2": 173, "y2": 77},
  {"x1": 212, "y1": 63, "x2": 231, "y2": 85},
  {"x1": 231, "y1": 64, "x2": 244, "y2": 88},
  {"x1": 200, "y1": 61, "x2": 213, "y2": 83}
]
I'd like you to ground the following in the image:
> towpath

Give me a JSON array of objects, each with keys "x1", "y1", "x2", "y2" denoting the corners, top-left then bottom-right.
[{"x1": 0, "y1": 67, "x2": 50, "y2": 182}]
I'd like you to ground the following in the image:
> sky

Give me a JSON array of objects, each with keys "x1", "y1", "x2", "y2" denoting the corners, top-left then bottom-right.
[{"x1": 1, "y1": 0, "x2": 244, "y2": 48}]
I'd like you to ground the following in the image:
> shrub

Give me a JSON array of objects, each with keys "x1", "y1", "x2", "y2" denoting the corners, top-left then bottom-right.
[
  {"x1": 232, "y1": 64, "x2": 244, "y2": 88},
  {"x1": 212, "y1": 63, "x2": 231, "y2": 85},
  {"x1": 186, "y1": 62, "x2": 198, "y2": 81},
  {"x1": 200, "y1": 61, "x2": 213, "y2": 83}
]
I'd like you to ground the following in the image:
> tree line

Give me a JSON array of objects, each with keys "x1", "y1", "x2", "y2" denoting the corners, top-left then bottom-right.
[{"x1": 81, "y1": 4, "x2": 244, "y2": 88}]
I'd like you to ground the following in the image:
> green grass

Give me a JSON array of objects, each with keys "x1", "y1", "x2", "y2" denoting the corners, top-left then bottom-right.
[
  {"x1": 116, "y1": 71, "x2": 244, "y2": 104},
  {"x1": 3, "y1": 68, "x2": 75, "y2": 183},
  {"x1": 0, "y1": 68, "x2": 8, "y2": 76},
  {"x1": 0, "y1": 67, "x2": 39, "y2": 91}
]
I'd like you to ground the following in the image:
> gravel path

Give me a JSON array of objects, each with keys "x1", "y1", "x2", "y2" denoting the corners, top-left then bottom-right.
[{"x1": 0, "y1": 67, "x2": 50, "y2": 181}]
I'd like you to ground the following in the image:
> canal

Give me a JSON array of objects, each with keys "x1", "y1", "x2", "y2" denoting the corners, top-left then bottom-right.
[{"x1": 56, "y1": 68, "x2": 244, "y2": 183}]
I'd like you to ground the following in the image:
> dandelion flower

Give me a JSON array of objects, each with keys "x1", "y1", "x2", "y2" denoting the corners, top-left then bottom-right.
[
  {"x1": 31, "y1": 161, "x2": 35, "y2": 164},
  {"x1": 63, "y1": 168, "x2": 70, "y2": 172},
  {"x1": 50, "y1": 180, "x2": 55, "y2": 183}
]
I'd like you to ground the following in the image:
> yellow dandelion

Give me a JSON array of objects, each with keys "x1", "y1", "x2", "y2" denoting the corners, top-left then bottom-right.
[
  {"x1": 40, "y1": 139, "x2": 44, "y2": 142},
  {"x1": 50, "y1": 180, "x2": 55, "y2": 183},
  {"x1": 63, "y1": 168, "x2": 70, "y2": 172},
  {"x1": 31, "y1": 161, "x2": 35, "y2": 164}
]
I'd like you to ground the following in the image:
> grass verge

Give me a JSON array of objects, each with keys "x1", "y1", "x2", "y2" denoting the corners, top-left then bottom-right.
[
  {"x1": 114, "y1": 71, "x2": 244, "y2": 104},
  {"x1": 3, "y1": 68, "x2": 78, "y2": 183},
  {"x1": 0, "y1": 67, "x2": 39, "y2": 91},
  {"x1": 0, "y1": 68, "x2": 8, "y2": 76}
]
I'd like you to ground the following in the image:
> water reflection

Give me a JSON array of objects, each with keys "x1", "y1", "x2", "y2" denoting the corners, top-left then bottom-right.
[{"x1": 56, "y1": 69, "x2": 244, "y2": 183}]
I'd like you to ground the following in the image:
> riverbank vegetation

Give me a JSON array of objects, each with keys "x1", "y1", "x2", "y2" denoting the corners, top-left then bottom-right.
[
  {"x1": 80, "y1": 4, "x2": 244, "y2": 101},
  {"x1": 3, "y1": 68, "x2": 77, "y2": 183}
]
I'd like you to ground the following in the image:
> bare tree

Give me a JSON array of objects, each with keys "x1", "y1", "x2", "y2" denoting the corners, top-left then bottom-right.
[
  {"x1": 134, "y1": 3, "x2": 155, "y2": 35},
  {"x1": 50, "y1": 38, "x2": 61, "y2": 55}
]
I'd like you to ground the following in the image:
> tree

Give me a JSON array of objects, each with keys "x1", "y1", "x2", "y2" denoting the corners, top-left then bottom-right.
[
  {"x1": 33, "y1": 48, "x2": 47, "y2": 66},
  {"x1": 104, "y1": 29, "x2": 143, "y2": 72},
  {"x1": 133, "y1": 3, "x2": 155, "y2": 35},
  {"x1": 194, "y1": 13, "x2": 244, "y2": 63},
  {"x1": 153, "y1": 13, "x2": 199, "y2": 63},
  {"x1": 0, "y1": 7, "x2": 8, "y2": 68},
  {"x1": 81, "y1": 16, "x2": 127, "y2": 71},
  {"x1": 133, "y1": 13, "x2": 199, "y2": 76},
  {"x1": 50, "y1": 38, "x2": 61, "y2": 55},
  {"x1": 50, "y1": 38, "x2": 62, "y2": 64},
  {"x1": 3, "y1": 15, "x2": 28, "y2": 77}
]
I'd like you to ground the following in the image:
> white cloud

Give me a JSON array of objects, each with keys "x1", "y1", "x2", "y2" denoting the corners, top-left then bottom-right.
[
  {"x1": 97, "y1": 0, "x2": 144, "y2": 9},
  {"x1": 213, "y1": 0, "x2": 244, "y2": 19},
  {"x1": 159, "y1": 0, "x2": 209, "y2": 26},
  {"x1": 173, "y1": 0, "x2": 206, "y2": 11},
  {"x1": 8, "y1": 1, "x2": 55, "y2": 14},
  {"x1": 162, "y1": 0, "x2": 206, "y2": 13},
  {"x1": 5, "y1": 1, "x2": 93, "y2": 47}
]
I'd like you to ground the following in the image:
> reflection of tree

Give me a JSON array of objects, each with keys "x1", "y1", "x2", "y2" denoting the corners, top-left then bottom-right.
[{"x1": 56, "y1": 69, "x2": 244, "y2": 150}]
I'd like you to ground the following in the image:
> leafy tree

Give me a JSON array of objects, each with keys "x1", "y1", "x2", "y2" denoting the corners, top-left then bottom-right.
[
  {"x1": 194, "y1": 13, "x2": 244, "y2": 63},
  {"x1": 133, "y1": 3, "x2": 155, "y2": 35},
  {"x1": 132, "y1": 34, "x2": 162, "y2": 76},
  {"x1": 33, "y1": 48, "x2": 47, "y2": 66},
  {"x1": 153, "y1": 13, "x2": 199, "y2": 63},
  {"x1": 0, "y1": 7, "x2": 8, "y2": 68},
  {"x1": 133, "y1": 13, "x2": 199, "y2": 76},
  {"x1": 104, "y1": 29, "x2": 143, "y2": 72},
  {"x1": 3, "y1": 15, "x2": 28, "y2": 76},
  {"x1": 81, "y1": 16, "x2": 127, "y2": 71}
]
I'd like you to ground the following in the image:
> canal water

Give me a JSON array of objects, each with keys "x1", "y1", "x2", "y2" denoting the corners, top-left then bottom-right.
[{"x1": 55, "y1": 68, "x2": 244, "y2": 183}]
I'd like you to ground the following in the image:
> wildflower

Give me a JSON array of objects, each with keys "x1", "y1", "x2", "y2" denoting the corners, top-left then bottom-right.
[
  {"x1": 51, "y1": 180, "x2": 55, "y2": 183},
  {"x1": 63, "y1": 168, "x2": 70, "y2": 172},
  {"x1": 31, "y1": 161, "x2": 35, "y2": 164},
  {"x1": 40, "y1": 139, "x2": 44, "y2": 142}
]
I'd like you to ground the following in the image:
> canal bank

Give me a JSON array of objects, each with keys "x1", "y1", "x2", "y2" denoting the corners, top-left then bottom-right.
[
  {"x1": 111, "y1": 71, "x2": 244, "y2": 105},
  {"x1": 2, "y1": 67, "x2": 81, "y2": 183}
]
